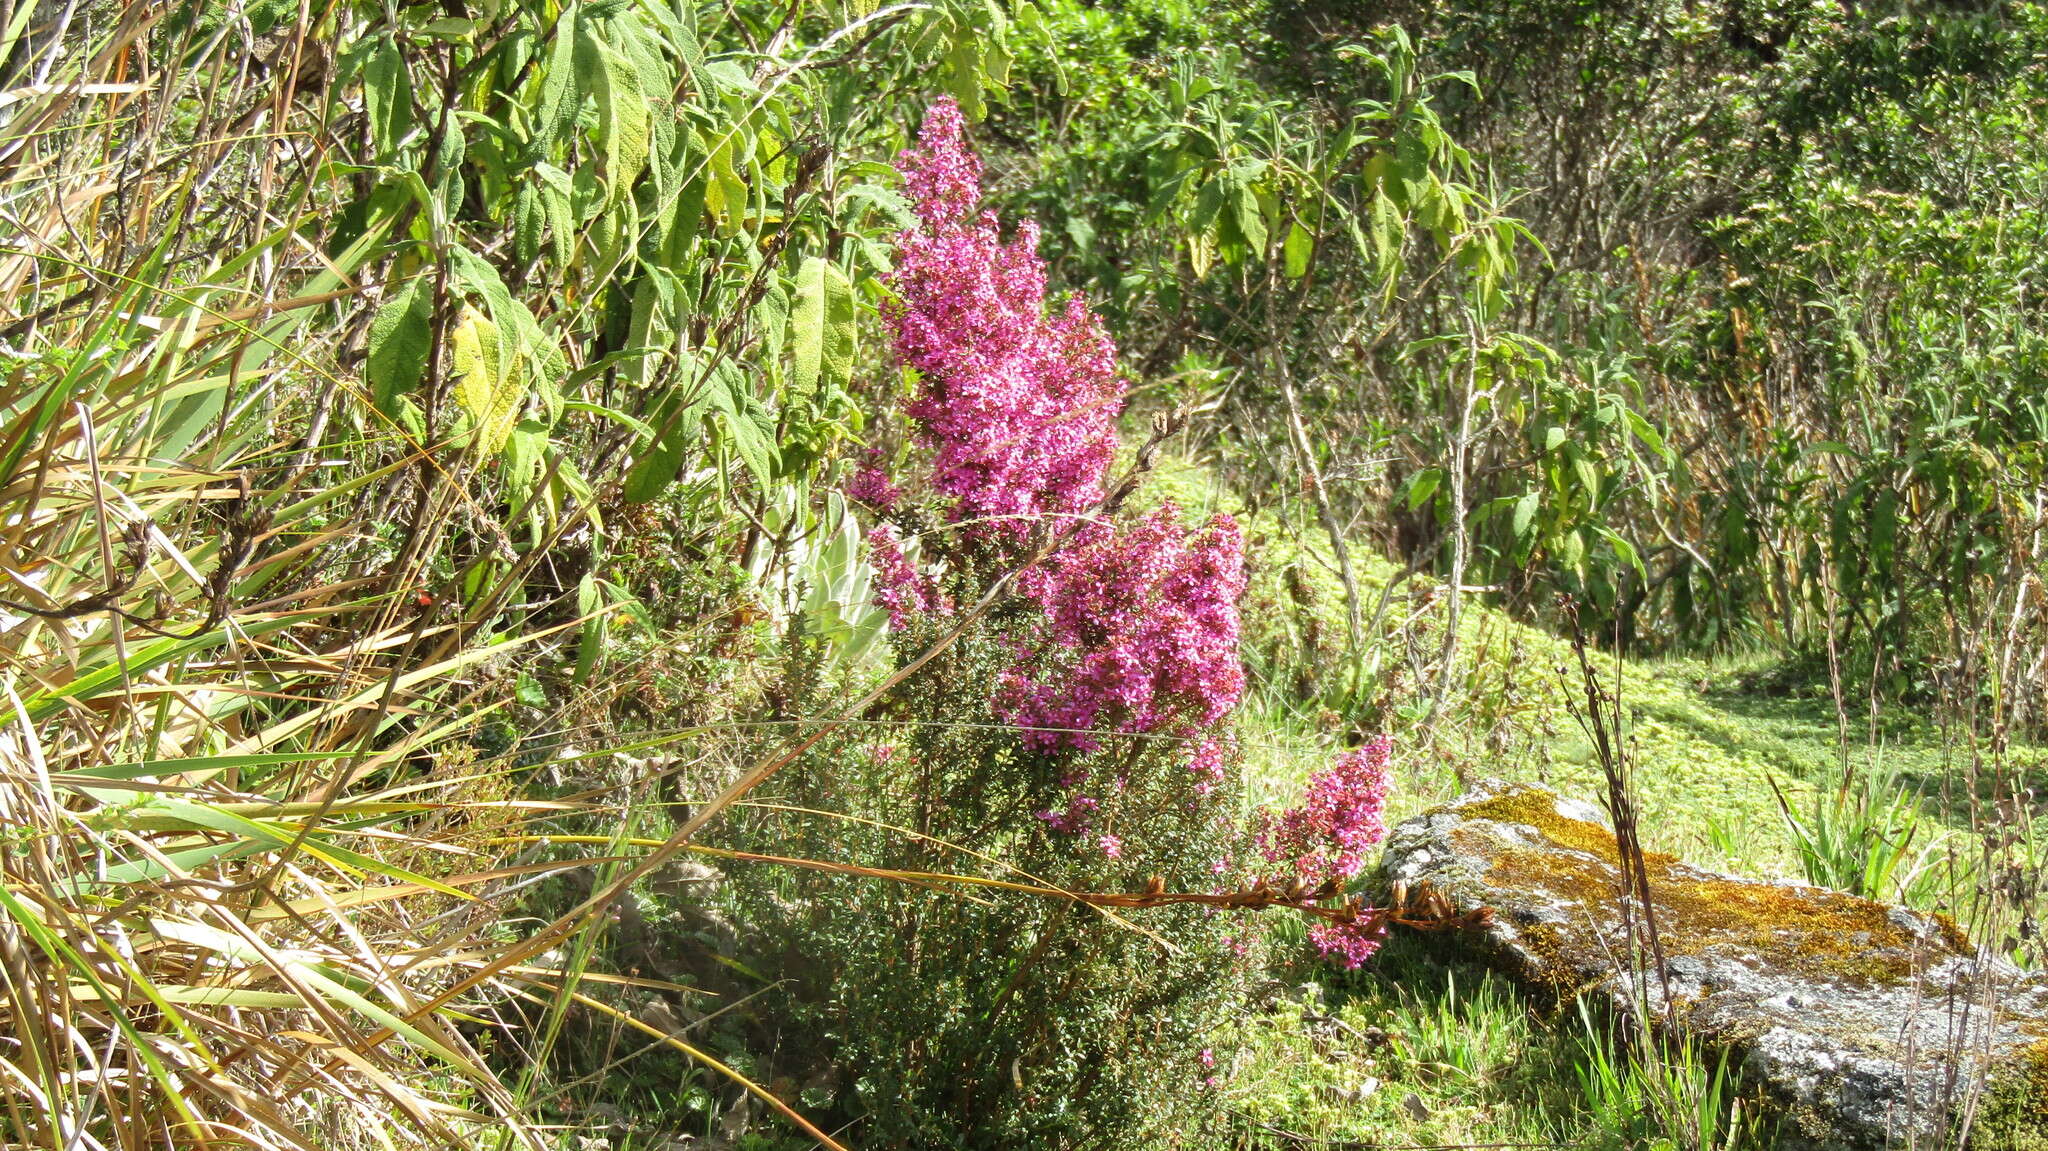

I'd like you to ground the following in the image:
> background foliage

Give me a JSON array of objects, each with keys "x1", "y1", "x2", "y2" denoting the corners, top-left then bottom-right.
[{"x1": 4, "y1": 0, "x2": 2045, "y2": 1148}]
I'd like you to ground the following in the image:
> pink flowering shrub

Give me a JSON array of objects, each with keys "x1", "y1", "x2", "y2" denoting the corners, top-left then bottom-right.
[
  {"x1": 868, "y1": 100, "x2": 1255, "y2": 860},
  {"x1": 736, "y1": 101, "x2": 1396, "y2": 1146}
]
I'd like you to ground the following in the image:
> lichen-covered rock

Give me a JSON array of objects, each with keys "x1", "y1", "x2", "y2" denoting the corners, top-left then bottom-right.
[{"x1": 1382, "y1": 780, "x2": 2048, "y2": 1150}]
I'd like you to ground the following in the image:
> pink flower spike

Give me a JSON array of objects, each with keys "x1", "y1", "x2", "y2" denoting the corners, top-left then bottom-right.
[
  {"x1": 1258, "y1": 737, "x2": 1393, "y2": 885},
  {"x1": 886, "y1": 99, "x2": 1124, "y2": 540}
]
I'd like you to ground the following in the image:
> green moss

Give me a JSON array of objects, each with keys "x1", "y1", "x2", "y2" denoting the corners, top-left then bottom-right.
[{"x1": 1975, "y1": 1039, "x2": 2048, "y2": 1150}]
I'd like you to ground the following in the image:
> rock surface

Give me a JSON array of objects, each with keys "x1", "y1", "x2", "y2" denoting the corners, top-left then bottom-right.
[{"x1": 1382, "y1": 780, "x2": 2048, "y2": 1150}]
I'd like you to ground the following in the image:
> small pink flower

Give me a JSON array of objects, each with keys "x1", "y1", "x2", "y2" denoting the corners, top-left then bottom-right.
[
  {"x1": 868, "y1": 525, "x2": 945, "y2": 629},
  {"x1": 1097, "y1": 834, "x2": 1123, "y2": 859},
  {"x1": 1198, "y1": 1048, "x2": 1216, "y2": 1070}
]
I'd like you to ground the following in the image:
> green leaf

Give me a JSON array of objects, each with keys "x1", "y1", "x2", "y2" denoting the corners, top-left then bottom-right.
[
  {"x1": 514, "y1": 183, "x2": 544, "y2": 263},
  {"x1": 708, "y1": 360, "x2": 776, "y2": 486},
  {"x1": 562, "y1": 399, "x2": 655, "y2": 439},
  {"x1": 363, "y1": 37, "x2": 411, "y2": 160},
  {"x1": 535, "y1": 4, "x2": 584, "y2": 153},
  {"x1": 504, "y1": 418, "x2": 548, "y2": 510},
  {"x1": 593, "y1": 39, "x2": 650, "y2": 200},
  {"x1": 1405, "y1": 468, "x2": 1442, "y2": 512},
  {"x1": 574, "y1": 573, "x2": 605, "y2": 684},
  {"x1": 538, "y1": 162, "x2": 576, "y2": 267},
  {"x1": 1231, "y1": 181, "x2": 1267, "y2": 254},
  {"x1": 1606, "y1": 530, "x2": 1646, "y2": 578},
  {"x1": 1369, "y1": 190, "x2": 1401, "y2": 284},
  {"x1": 1626, "y1": 410, "x2": 1670, "y2": 460},
  {"x1": 1283, "y1": 220, "x2": 1313, "y2": 279},
  {"x1": 516, "y1": 672, "x2": 547, "y2": 708},
  {"x1": 1512, "y1": 490, "x2": 1539, "y2": 539},
  {"x1": 365, "y1": 275, "x2": 432, "y2": 418},
  {"x1": 1559, "y1": 528, "x2": 1586, "y2": 572},
  {"x1": 790, "y1": 256, "x2": 856, "y2": 397},
  {"x1": 451, "y1": 246, "x2": 566, "y2": 392},
  {"x1": 944, "y1": 30, "x2": 985, "y2": 120},
  {"x1": 451, "y1": 305, "x2": 522, "y2": 455},
  {"x1": 755, "y1": 281, "x2": 788, "y2": 363},
  {"x1": 622, "y1": 350, "x2": 706, "y2": 502},
  {"x1": 1572, "y1": 454, "x2": 1602, "y2": 504}
]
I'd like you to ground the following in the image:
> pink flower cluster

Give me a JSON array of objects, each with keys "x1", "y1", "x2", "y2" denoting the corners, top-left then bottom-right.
[
  {"x1": 1308, "y1": 920, "x2": 1387, "y2": 970},
  {"x1": 1258, "y1": 737, "x2": 1395, "y2": 968},
  {"x1": 1000, "y1": 508, "x2": 1247, "y2": 752},
  {"x1": 886, "y1": 98, "x2": 1123, "y2": 536},
  {"x1": 867, "y1": 525, "x2": 944, "y2": 629},
  {"x1": 845, "y1": 449, "x2": 902, "y2": 512},
  {"x1": 1260, "y1": 737, "x2": 1393, "y2": 885}
]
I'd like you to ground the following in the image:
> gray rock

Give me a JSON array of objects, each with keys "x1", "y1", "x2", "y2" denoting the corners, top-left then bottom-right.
[{"x1": 1382, "y1": 780, "x2": 2048, "y2": 1150}]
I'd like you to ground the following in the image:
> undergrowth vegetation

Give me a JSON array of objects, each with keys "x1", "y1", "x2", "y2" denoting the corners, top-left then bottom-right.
[{"x1": 3, "y1": 1, "x2": 2045, "y2": 1149}]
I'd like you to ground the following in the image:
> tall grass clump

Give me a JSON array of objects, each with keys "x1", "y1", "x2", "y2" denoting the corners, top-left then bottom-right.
[
  {"x1": 0, "y1": 0, "x2": 1065, "y2": 1145},
  {"x1": 0, "y1": 6, "x2": 540, "y2": 1142}
]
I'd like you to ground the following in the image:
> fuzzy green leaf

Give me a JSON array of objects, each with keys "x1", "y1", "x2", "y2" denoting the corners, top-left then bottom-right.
[
  {"x1": 790, "y1": 256, "x2": 855, "y2": 397},
  {"x1": 365, "y1": 275, "x2": 432, "y2": 418}
]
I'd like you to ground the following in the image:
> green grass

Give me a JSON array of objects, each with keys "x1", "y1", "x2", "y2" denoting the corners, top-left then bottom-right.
[{"x1": 1213, "y1": 487, "x2": 2038, "y2": 1149}]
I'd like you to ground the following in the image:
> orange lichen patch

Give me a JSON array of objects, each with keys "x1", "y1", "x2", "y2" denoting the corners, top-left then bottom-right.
[
  {"x1": 1931, "y1": 910, "x2": 1973, "y2": 955},
  {"x1": 1459, "y1": 791, "x2": 1636, "y2": 863},
  {"x1": 1454, "y1": 787, "x2": 1970, "y2": 989}
]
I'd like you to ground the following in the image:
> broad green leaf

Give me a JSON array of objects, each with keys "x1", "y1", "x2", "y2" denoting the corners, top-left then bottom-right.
[
  {"x1": 364, "y1": 275, "x2": 432, "y2": 418},
  {"x1": 593, "y1": 39, "x2": 650, "y2": 201},
  {"x1": 574, "y1": 573, "x2": 604, "y2": 684},
  {"x1": 1231, "y1": 182, "x2": 1267, "y2": 254},
  {"x1": 1626, "y1": 410, "x2": 1670, "y2": 459},
  {"x1": 1559, "y1": 528, "x2": 1586, "y2": 572},
  {"x1": 755, "y1": 280, "x2": 788, "y2": 363},
  {"x1": 534, "y1": 4, "x2": 584, "y2": 152},
  {"x1": 709, "y1": 360, "x2": 776, "y2": 486},
  {"x1": 1369, "y1": 190, "x2": 1401, "y2": 281},
  {"x1": 1572, "y1": 454, "x2": 1602, "y2": 503},
  {"x1": 1283, "y1": 220, "x2": 1313, "y2": 279},
  {"x1": 1606, "y1": 530, "x2": 1646, "y2": 577},
  {"x1": 622, "y1": 350, "x2": 706, "y2": 502},
  {"x1": 790, "y1": 256, "x2": 855, "y2": 397},
  {"x1": 451, "y1": 246, "x2": 566, "y2": 392},
  {"x1": 1512, "y1": 490, "x2": 1539, "y2": 539},
  {"x1": 1405, "y1": 468, "x2": 1442, "y2": 512},
  {"x1": 363, "y1": 37, "x2": 411, "y2": 160},
  {"x1": 451, "y1": 305, "x2": 522, "y2": 455},
  {"x1": 944, "y1": 30, "x2": 985, "y2": 120},
  {"x1": 505, "y1": 418, "x2": 548, "y2": 511},
  {"x1": 542, "y1": 172, "x2": 576, "y2": 268}
]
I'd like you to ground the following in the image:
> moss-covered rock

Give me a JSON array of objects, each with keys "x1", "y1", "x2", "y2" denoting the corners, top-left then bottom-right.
[{"x1": 1382, "y1": 780, "x2": 2048, "y2": 1150}]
